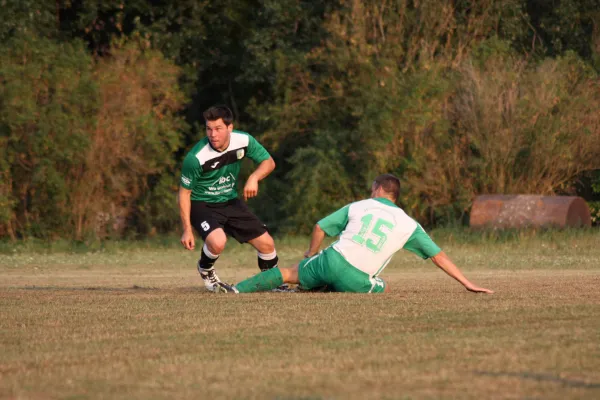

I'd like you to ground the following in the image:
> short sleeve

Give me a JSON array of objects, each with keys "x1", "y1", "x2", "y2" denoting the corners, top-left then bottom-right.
[
  {"x1": 180, "y1": 153, "x2": 201, "y2": 189},
  {"x1": 246, "y1": 135, "x2": 270, "y2": 163},
  {"x1": 403, "y1": 225, "x2": 442, "y2": 259},
  {"x1": 317, "y1": 205, "x2": 350, "y2": 237}
]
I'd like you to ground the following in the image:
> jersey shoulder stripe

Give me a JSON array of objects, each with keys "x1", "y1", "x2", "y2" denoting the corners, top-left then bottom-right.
[
  {"x1": 229, "y1": 131, "x2": 250, "y2": 149},
  {"x1": 193, "y1": 131, "x2": 250, "y2": 172}
]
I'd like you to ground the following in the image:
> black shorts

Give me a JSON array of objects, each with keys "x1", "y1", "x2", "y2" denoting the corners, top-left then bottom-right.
[{"x1": 190, "y1": 199, "x2": 268, "y2": 243}]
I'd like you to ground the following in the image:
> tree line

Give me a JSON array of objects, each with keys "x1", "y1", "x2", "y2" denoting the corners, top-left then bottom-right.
[{"x1": 1, "y1": 0, "x2": 599, "y2": 240}]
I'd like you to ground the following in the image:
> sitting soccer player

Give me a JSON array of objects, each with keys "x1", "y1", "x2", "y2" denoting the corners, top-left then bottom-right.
[{"x1": 218, "y1": 174, "x2": 493, "y2": 294}]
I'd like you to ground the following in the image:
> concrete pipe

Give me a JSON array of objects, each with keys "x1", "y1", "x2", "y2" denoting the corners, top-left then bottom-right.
[{"x1": 470, "y1": 195, "x2": 591, "y2": 229}]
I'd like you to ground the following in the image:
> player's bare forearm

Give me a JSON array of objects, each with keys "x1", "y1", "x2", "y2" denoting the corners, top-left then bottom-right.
[
  {"x1": 305, "y1": 224, "x2": 326, "y2": 257},
  {"x1": 244, "y1": 157, "x2": 275, "y2": 200},
  {"x1": 431, "y1": 251, "x2": 470, "y2": 286},
  {"x1": 178, "y1": 187, "x2": 193, "y2": 232},
  {"x1": 178, "y1": 187, "x2": 195, "y2": 250},
  {"x1": 430, "y1": 251, "x2": 493, "y2": 294},
  {"x1": 249, "y1": 157, "x2": 275, "y2": 182}
]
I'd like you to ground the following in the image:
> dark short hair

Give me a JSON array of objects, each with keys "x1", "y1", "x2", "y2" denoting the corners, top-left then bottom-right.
[
  {"x1": 373, "y1": 174, "x2": 400, "y2": 201},
  {"x1": 203, "y1": 105, "x2": 234, "y2": 126}
]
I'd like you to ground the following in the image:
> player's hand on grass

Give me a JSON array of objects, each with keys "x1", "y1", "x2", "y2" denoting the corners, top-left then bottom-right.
[
  {"x1": 243, "y1": 176, "x2": 259, "y2": 201},
  {"x1": 465, "y1": 284, "x2": 494, "y2": 294},
  {"x1": 181, "y1": 229, "x2": 195, "y2": 251}
]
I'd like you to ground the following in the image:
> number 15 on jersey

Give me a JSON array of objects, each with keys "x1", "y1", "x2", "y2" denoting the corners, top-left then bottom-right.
[{"x1": 351, "y1": 214, "x2": 395, "y2": 253}]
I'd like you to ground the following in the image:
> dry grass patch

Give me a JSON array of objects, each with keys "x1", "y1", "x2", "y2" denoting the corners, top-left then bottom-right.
[{"x1": 1, "y1": 238, "x2": 599, "y2": 399}]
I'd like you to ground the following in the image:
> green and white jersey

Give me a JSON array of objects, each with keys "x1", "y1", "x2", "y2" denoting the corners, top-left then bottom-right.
[
  {"x1": 318, "y1": 198, "x2": 441, "y2": 277},
  {"x1": 180, "y1": 130, "x2": 270, "y2": 202}
]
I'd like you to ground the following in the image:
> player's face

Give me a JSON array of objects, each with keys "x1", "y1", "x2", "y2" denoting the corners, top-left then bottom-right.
[{"x1": 206, "y1": 119, "x2": 233, "y2": 151}]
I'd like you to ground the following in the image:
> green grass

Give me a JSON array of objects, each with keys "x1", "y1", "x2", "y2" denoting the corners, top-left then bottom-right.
[
  {"x1": 2, "y1": 226, "x2": 598, "y2": 255},
  {"x1": 1, "y1": 230, "x2": 600, "y2": 399}
]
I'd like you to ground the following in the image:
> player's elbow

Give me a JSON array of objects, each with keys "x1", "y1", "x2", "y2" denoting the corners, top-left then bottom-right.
[
  {"x1": 430, "y1": 251, "x2": 449, "y2": 268},
  {"x1": 431, "y1": 250, "x2": 446, "y2": 262},
  {"x1": 314, "y1": 224, "x2": 324, "y2": 235}
]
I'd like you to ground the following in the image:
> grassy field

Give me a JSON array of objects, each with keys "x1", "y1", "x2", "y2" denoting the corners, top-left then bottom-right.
[{"x1": 1, "y1": 230, "x2": 600, "y2": 399}]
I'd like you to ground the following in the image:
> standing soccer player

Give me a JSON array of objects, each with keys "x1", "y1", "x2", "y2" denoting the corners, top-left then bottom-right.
[
  {"x1": 178, "y1": 105, "x2": 283, "y2": 291},
  {"x1": 218, "y1": 174, "x2": 493, "y2": 294}
]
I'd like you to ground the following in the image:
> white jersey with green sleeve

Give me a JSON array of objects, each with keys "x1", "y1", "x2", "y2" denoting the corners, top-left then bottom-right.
[
  {"x1": 317, "y1": 198, "x2": 441, "y2": 277},
  {"x1": 179, "y1": 130, "x2": 270, "y2": 203}
]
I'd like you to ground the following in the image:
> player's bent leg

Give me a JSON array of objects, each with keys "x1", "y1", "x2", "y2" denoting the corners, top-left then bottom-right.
[
  {"x1": 248, "y1": 232, "x2": 278, "y2": 270},
  {"x1": 384, "y1": 281, "x2": 391, "y2": 293},
  {"x1": 247, "y1": 232, "x2": 293, "y2": 291},
  {"x1": 204, "y1": 228, "x2": 227, "y2": 255},
  {"x1": 234, "y1": 266, "x2": 287, "y2": 293},
  {"x1": 296, "y1": 252, "x2": 331, "y2": 291},
  {"x1": 247, "y1": 231, "x2": 275, "y2": 253},
  {"x1": 198, "y1": 228, "x2": 228, "y2": 292},
  {"x1": 279, "y1": 264, "x2": 300, "y2": 284}
]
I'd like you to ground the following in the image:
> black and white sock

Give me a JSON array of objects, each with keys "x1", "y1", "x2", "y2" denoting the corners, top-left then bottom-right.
[
  {"x1": 257, "y1": 250, "x2": 278, "y2": 272},
  {"x1": 199, "y1": 243, "x2": 219, "y2": 271}
]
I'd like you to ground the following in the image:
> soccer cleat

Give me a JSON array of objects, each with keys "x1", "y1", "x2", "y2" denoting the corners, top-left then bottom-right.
[
  {"x1": 197, "y1": 263, "x2": 223, "y2": 292},
  {"x1": 271, "y1": 283, "x2": 295, "y2": 293},
  {"x1": 296, "y1": 284, "x2": 334, "y2": 293},
  {"x1": 213, "y1": 282, "x2": 239, "y2": 293}
]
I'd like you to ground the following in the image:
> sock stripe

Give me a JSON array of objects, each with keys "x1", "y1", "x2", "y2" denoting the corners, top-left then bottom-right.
[
  {"x1": 203, "y1": 244, "x2": 219, "y2": 259},
  {"x1": 257, "y1": 250, "x2": 277, "y2": 261}
]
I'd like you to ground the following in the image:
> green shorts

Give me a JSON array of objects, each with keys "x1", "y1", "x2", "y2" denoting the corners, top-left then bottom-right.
[{"x1": 298, "y1": 247, "x2": 386, "y2": 293}]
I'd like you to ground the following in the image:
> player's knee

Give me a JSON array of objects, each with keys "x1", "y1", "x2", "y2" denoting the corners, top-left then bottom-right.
[
  {"x1": 279, "y1": 264, "x2": 299, "y2": 284},
  {"x1": 206, "y1": 241, "x2": 226, "y2": 255},
  {"x1": 263, "y1": 242, "x2": 275, "y2": 254},
  {"x1": 205, "y1": 230, "x2": 227, "y2": 254}
]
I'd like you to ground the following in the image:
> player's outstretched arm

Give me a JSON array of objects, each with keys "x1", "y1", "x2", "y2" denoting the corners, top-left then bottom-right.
[
  {"x1": 243, "y1": 157, "x2": 276, "y2": 200},
  {"x1": 430, "y1": 251, "x2": 494, "y2": 294}
]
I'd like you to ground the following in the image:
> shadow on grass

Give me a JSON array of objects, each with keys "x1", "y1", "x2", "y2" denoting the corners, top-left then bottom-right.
[
  {"x1": 474, "y1": 370, "x2": 600, "y2": 389},
  {"x1": 14, "y1": 286, "x2": 332, "y2": 295},
  {"x1": 18, "y1": 285, "x2": 207, "y2": 293}
]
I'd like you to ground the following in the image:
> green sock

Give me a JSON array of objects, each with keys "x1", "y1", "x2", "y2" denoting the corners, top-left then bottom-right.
[{"x1": 235, "y1": 267, "x2": 284, "y2": 293}]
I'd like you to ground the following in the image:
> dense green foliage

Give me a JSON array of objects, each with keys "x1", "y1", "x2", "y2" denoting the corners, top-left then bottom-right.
[
  {"x1": 0, "y1": 32, "x2": 185, "y2": 240},
  {"x1": 1, "y1": 0, "x2": 599, "y2": 239}
]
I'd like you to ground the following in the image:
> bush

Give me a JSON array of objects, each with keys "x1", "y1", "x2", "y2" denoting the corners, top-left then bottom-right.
[
  {"x1": 0, "y1": 34, "x2": 186, "y2": 240},
  {"x1": 0, "y1": 34, "x2": 97, "y2": 239},
  {"x1": 252, "y1": 2, "x2": 600, "y2": 230}
]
